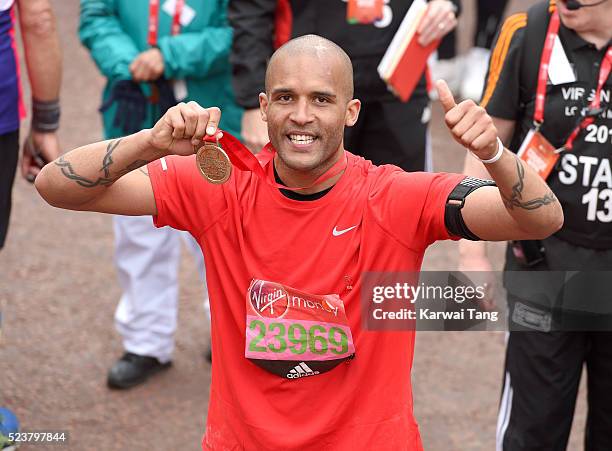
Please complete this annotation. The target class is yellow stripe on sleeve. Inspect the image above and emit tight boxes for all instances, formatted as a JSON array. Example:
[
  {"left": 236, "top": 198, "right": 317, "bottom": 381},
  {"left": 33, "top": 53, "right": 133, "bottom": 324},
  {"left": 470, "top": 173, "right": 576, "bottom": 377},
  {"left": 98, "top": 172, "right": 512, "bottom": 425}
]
[{"left": 480, "top": 13, "right": 527, "bottom": 109}]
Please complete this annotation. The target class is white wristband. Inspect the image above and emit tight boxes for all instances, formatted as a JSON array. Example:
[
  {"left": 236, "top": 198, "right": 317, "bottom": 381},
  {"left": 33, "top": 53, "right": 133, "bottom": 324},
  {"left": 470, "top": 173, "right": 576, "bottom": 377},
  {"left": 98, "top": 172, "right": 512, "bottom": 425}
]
[{"left": 475, "top": 137, "right": 504, "bottom": 164}]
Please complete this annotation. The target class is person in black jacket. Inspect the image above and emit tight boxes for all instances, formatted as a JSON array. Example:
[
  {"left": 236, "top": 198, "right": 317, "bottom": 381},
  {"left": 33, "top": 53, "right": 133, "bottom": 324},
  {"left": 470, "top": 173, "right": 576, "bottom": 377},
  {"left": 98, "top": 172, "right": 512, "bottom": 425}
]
[
  {"left": 462, "top": 0, "right": 612, "bottom": 449},
  {"left": 229, "top": 0, "right": 460, "bottom": 172}
]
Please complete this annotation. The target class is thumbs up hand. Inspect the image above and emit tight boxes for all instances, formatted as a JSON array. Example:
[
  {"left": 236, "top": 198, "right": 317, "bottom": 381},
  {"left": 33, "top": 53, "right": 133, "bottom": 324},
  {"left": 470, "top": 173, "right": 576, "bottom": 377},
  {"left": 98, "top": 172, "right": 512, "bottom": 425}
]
[{"left": 436, "top": 80, "right": 499, "bottom": 160}]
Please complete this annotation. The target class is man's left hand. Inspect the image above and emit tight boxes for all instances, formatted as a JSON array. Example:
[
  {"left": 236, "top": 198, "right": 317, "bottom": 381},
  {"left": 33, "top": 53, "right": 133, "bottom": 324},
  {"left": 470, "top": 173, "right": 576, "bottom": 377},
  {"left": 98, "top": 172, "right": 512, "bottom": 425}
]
[
  {"left": 418, "top": 0, "right": 458, "bottom": 46},
  {"left": 437, "top": 79, "right": 498, "bottom": 160},
  {"left": 129, "top": 48, "right": 165, "bottom": 82}
]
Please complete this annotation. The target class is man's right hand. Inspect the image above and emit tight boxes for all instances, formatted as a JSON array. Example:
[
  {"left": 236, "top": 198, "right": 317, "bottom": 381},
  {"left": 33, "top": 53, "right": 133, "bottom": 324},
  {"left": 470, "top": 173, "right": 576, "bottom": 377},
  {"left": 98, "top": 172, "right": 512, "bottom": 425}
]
[
  {"left": 35, "top": 102, "right": 223, "bottom": 216},
  {"left": 241, "top": 108, "right": 269, "bottom": 154},
  {"left": 148, "top": 102, "right": 223, "bottom": 156}
]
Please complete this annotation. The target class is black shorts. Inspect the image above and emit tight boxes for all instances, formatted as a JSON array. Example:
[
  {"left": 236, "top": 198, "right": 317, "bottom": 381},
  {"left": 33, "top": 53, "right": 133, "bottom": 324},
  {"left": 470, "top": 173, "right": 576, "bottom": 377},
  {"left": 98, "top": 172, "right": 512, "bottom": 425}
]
[
  {"left": 344, "top": 96, "right": 429, "bottom": 172},
  {"left": 0, "top": 129, "right": 20, "bottom": 249}
]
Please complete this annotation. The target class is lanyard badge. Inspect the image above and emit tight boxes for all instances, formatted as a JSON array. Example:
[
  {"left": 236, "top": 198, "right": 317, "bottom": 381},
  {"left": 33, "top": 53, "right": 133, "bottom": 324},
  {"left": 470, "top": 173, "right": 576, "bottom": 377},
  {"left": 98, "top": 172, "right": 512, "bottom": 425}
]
[
  {"left": 522, "top": 11, "right": 612, "bottom": 179},
  {"left": 148, "top": 0, "right": 184, "bottom": 47},
  {"left": 517, "top": 128, "right": 559, "bottom": 180},
  {"left": 347, "top": 0, "right": 384, "bottom": 24}
]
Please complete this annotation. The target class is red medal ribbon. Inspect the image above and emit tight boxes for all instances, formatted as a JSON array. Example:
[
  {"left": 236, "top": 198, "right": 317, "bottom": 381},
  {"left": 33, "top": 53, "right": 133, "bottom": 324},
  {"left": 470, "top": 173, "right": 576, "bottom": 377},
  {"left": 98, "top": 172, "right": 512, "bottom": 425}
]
[
  {"left": 203, "top": 133, "right": 348, "bottom": 192},
  {"left": 148, "top": 0, "right": 184, "bottom": 47},
  {"left": 534, "top": 11, "right": 612, "bottom": 151}
]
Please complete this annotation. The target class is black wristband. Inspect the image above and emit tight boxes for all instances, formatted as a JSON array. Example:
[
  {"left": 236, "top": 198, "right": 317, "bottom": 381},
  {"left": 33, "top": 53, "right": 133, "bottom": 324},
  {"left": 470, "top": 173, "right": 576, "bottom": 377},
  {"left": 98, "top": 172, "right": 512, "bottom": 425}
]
[
  {"left": 445, "top": 177, "right": 497, "bottom": 240},
  {"left": 32, "top": 98, "right": 61, "bottom": 132}
]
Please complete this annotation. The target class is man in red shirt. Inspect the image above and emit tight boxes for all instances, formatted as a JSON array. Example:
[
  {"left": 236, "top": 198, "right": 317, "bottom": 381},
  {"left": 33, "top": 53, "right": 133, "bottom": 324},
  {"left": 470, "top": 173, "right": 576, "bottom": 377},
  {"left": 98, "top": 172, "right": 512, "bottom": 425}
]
[{"left": 36, "top": 35, "right": 562, "bottom": 450}]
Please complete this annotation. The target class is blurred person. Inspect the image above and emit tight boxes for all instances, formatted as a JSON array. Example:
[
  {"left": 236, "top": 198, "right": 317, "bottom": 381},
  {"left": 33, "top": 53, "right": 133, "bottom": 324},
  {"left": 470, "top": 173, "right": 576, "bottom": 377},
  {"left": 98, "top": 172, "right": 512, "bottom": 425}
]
[
  {"left": 36, "top": 35, "right": 562, "bottom": 450},
  {"left": 79, "top": 0, "right": 242, "bottom": 389},
  {"left": 0, "top": 2, "right": 61, "bottom": 436},
  {"left": 431, "top": 0, "right": 510, "bottom": 100},
  {"left": 229, "top": 0, "right": 459, "bottom": 172},
  {"left": 461, "top": 0, "right": 612, "bottom": 449},
  {"left": 0, "top": 0, "right": 61, "bottom": 250}
]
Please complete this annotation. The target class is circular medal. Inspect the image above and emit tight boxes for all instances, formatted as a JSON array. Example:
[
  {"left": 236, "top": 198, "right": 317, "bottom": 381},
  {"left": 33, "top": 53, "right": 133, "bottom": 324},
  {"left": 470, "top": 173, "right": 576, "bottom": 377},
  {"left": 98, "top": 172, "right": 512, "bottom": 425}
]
[{"left": 196, "top": 141, "right": 232, "bottom": 184}]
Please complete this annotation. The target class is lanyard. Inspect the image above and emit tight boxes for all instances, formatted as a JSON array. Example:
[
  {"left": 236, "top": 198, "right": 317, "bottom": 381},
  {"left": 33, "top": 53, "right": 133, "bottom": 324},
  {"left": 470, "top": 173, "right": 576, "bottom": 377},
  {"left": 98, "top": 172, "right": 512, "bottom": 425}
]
[
  {"left": 203, "top": 134, "right": 348, "bottom": 192},
  {"left": 534, "top": 10, "right": 612, "bottom": 151},
  {"left": 148, "top": 0, "right": 184, "bottom": 47}
]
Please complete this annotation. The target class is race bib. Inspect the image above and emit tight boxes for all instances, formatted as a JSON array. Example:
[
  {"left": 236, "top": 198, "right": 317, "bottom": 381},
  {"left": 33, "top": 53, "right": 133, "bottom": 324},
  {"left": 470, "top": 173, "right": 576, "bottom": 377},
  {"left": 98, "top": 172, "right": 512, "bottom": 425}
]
[
  {"left": 245, "top": 279, "right": 355, "bottom": 379},
  {"left": 517, "top": 129, "right": 559, "bottom": 180},
  {"left": 347, "top": 0, "right": 384, "bottom": 24}
]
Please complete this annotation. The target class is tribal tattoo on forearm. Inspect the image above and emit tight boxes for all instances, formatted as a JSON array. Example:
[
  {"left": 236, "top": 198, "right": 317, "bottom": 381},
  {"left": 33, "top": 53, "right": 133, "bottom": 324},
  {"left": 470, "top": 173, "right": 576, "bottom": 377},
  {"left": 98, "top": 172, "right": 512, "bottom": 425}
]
[
  {"left": 501, "top": 155, "right": 557, "bottom": 210},
  {"left": 100, "top": 139, "right": 122, "bottom": 179},
  {"left": 55, "top": 139, "right": 150, "bottom": 187}
]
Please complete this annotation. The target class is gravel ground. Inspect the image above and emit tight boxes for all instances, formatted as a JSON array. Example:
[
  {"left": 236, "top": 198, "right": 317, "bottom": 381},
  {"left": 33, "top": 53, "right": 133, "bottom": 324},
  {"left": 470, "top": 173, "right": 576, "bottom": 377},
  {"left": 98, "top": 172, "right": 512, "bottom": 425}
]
[{"left": 1, "top": 1, "right": 587, "bottom": 450}]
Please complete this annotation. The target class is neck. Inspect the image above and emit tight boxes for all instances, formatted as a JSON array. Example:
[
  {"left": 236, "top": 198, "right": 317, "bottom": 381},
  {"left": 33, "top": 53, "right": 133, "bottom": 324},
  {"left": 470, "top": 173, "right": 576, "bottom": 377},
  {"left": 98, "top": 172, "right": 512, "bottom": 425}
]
[
  {"left": 578, "top": 29, "right": 612, "bottom": 49},
  {"left": 576, "top": 14, "right": 612, "bottom": 49},
  {"left": 274, "top": 149, "right": 345, "bottom": 195}
]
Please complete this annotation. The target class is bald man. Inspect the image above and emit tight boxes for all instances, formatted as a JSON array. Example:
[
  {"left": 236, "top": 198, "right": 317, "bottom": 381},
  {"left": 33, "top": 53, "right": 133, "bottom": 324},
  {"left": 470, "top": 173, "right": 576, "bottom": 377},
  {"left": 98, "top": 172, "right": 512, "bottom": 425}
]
[
  {"left": 36, "top": 35, "right": 562, "bottom": 450},
  {"left": 229, "top": 0, "right": 461, "bottom": 172}
]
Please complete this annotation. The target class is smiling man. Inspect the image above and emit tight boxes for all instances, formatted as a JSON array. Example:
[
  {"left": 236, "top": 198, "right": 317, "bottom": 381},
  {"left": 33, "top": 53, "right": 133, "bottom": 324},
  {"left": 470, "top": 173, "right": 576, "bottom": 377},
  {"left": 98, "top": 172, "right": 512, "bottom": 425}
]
[{"left": 35, "top": 35, "right": 562, "bottom": 450}]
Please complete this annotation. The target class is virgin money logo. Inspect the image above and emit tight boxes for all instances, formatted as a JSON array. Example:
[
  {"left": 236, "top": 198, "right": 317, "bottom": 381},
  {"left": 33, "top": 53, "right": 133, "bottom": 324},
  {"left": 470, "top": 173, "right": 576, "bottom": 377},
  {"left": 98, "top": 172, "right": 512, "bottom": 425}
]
[{"left": 248, "top": 280, "right": 290, "bottom": 319}]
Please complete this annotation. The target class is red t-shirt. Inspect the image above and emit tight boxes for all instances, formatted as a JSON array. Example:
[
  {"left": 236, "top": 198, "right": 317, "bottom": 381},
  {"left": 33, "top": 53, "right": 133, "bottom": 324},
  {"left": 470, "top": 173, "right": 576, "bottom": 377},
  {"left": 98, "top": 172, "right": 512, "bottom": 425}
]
[{"left": 148, "top": 149, "right": 463, "bottom": 451}]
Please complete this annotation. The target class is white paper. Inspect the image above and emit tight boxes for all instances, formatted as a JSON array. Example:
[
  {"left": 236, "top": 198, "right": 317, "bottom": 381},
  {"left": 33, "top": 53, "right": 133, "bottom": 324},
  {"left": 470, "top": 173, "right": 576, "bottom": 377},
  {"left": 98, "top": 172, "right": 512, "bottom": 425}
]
[
  {"left": 173, "top": 79, "right": 188, "bottom": 101},
  {"left": 377, "top": 0, "right": 427, "bottom": 80},
  {"left": 162, "top": 0, "right": 196, "bottom": 27},
  {"left": 548, "top": 35, "right": 576, "bottom": 85}
]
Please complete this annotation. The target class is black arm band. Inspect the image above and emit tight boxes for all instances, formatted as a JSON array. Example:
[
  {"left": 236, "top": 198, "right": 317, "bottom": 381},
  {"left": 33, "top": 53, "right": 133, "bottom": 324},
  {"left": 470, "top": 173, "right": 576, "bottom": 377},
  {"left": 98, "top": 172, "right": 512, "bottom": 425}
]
[
  {"left": 444, "top": 177, "right": 496, "bottom": 241},
  {"left": 32, "top": 98, "right": 61, "bottom": 132}
]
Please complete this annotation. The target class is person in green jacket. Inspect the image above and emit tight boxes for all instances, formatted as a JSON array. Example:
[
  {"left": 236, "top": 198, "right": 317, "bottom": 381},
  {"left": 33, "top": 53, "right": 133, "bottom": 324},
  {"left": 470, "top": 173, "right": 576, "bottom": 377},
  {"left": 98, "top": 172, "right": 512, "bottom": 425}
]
[{"left": 79, "top": 0, "right": 242, "bottom": 389}]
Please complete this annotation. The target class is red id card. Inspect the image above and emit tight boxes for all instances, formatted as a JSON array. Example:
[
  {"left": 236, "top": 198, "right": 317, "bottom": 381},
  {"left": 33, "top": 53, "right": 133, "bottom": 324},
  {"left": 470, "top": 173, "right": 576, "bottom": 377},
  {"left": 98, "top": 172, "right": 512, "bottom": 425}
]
[
  {"left": 517, "top": 129, "right": 559, "bottom": 180},
  {"left": 347, "top": 0, "right": 384, "bottom": 24}
]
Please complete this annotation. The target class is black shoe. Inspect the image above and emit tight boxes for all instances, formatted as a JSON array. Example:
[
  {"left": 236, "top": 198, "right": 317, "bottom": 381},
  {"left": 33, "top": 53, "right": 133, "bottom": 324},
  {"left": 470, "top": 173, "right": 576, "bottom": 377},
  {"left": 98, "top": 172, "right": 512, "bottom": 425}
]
[{"left": 107, "top": 352, "right": 171, "bottom": 389}]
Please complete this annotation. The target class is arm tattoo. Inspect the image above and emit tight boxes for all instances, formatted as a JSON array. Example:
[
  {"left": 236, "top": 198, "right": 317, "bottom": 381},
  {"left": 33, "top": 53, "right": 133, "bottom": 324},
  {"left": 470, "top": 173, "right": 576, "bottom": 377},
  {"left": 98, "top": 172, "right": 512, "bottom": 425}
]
[
  {"left": 55, "top": 139, "right": 150, "bottom": 187},
  {"left": 100, "top": 139, "right": 122, "bottom": 178},
  {"left": 501, "top": 155, "right": 557, "bottom": 210},
  {"left": 55, "top": 156, "right": 113, "bottom": 188}
]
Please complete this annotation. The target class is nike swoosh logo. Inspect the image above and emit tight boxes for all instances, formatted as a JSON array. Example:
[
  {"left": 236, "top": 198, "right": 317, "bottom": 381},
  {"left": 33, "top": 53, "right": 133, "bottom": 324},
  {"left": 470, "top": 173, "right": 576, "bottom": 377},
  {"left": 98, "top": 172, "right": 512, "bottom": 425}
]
[{"left": 332, "top": 225, "right": 357, "bottom": 237}]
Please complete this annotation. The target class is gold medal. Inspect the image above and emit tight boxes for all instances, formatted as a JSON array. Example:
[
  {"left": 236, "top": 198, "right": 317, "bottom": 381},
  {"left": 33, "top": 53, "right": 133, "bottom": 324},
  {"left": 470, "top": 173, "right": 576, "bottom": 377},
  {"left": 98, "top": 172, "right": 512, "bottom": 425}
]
[{"left": 196, "top": 141, "right": 232, "bottom": 184}]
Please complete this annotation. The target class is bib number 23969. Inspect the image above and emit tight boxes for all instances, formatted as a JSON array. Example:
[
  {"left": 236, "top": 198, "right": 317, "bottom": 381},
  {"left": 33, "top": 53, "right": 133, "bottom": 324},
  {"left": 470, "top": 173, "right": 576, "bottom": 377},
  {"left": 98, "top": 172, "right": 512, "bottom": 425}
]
[{"left": 248, "top": 319, "right": 349, "bottom": 356}]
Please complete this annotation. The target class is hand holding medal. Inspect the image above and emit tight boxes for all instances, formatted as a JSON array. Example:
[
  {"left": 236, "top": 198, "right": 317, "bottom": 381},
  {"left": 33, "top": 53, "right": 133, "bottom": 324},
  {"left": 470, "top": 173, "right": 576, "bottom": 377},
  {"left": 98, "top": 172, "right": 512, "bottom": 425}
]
[
  {"left": 148, "top": 101, "right": 231, "bottom": 183},
  {"left": 148, "top": 100, "right": 345, "bottom": 189},
  {"left": 149, "top": 101, "right": 223, "bottom": 155}
]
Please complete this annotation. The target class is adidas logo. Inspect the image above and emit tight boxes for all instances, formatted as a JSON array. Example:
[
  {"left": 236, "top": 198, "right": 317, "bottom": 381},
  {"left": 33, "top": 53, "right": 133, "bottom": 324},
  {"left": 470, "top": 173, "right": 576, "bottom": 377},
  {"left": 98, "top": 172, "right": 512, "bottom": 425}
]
[{"left": 286, "top": 362, "right": 320, "bottom": 379}]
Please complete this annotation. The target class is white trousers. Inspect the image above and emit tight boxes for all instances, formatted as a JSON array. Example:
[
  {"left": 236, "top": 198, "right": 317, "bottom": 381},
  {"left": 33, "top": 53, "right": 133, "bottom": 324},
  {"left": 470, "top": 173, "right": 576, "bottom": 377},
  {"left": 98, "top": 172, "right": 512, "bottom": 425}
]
[{"left": 113, "top": 215, "right": 208, "bottom": 363}]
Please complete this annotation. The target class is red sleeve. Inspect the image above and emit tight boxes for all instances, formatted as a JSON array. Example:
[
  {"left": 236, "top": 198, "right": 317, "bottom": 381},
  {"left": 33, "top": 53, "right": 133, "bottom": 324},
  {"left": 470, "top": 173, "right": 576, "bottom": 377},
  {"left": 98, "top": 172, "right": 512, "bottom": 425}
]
[
  {"left": 370, "top": 168, "right": 465, "bottom": 251},
  {"left": 147, "top": 155, "right": 227, "bottom": 237}
]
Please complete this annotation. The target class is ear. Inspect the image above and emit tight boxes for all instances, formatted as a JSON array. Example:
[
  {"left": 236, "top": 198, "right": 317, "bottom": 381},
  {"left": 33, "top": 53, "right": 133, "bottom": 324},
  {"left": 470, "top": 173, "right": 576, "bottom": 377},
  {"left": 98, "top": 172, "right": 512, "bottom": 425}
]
[
  {"left": 259, "top": 93, "right": 269, "bottom": 122},
  {"left": 344, "top": 99, "right": 361, "bottom": 127}
]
